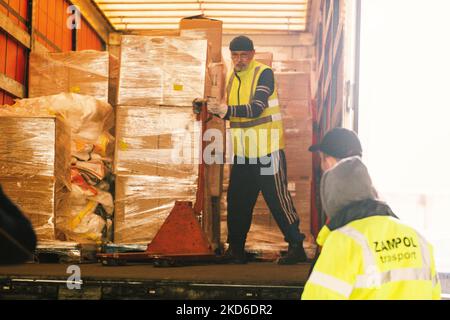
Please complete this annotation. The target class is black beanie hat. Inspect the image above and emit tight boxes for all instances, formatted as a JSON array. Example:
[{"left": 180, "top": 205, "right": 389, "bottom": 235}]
[
  {"left": 308, "top": 127, "right": 362, "bottom": 159},
  {"left": 229, "top": 35, "right": 254, "bottom": 51}
]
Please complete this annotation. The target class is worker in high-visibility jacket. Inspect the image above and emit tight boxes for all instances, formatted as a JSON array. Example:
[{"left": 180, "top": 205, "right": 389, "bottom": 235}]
[
  {"left": 206, "top": 35, "right": 307, "bottom": 265},
  {"left": 301, "top": 155, "right": 441, "bottom": 299}
]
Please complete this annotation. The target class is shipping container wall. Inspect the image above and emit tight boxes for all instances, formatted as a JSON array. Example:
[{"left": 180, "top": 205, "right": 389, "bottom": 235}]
[
  {"left": 34, "top": 0, "right": 72, "bottom": 52},
  {"left": 77, "top": 16, "right": 104, "bottom": 51},
  {"left": 0, "top": 0, "right": 28, "bottom": 105}
]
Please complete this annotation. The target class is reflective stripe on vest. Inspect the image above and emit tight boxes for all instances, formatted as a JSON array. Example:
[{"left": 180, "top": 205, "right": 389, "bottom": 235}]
[
  {"left": 355, "top": 267, "right": 438, "bottom": 289},
  {"left": 268, "top": 98, "right": 279, "bottom": 108},
  {"left": 337, "top": 224, "right": 436, "bottom": 289},
  {"left": 337, "top": 225, "right": 377, "bottom": 274},
  {"left": 230, "top": 113, "right": 282, "bottom": 128},
  {"left": 249, "top": 66, "right": 261, "bottom": 101},
  {"left": 307, "top": 271, "right": 353, "bottom": 298}
]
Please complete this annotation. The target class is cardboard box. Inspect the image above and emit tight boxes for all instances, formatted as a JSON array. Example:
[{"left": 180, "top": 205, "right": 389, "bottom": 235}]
[
  {"left": 29, "top": 51, "right": 110, "bottom": 103},
  {"left": 115, "top": 105, "right": 199, "bottom": 177},
  {"left": 0, "top": 116, "right": 71, "bottom": 241},
  {"left": 179, "top": 15, "right": 223, "bottom": 63},
  {"left": 273, "top": 60, "right": 311, "bottom": 73},
  {"left": 114, "top": 175, "right": 197, "bottom": 244},
  {"left": 255, "top": 52, "right": 273, "bottom": 67},
  {"left": 275, "top": 72, "right": 310, "bottom": 101},
  {"left": 117, "top": 35, "right": 207, "bottom": 106},
  {"left": 0, "top": 116, "right": 71, "bottom": 182},
  {"left": 0, "top": 177, "right": 70, "bottom": 241}
]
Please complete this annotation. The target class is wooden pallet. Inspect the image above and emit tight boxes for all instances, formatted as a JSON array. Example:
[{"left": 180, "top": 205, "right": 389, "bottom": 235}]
[{"left": 33, "top": 241, "right": 99, "bottom": 264}]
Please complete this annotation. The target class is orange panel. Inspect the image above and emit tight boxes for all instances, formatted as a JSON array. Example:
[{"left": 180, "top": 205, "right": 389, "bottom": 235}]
[
  {"left": 4, "top": 92, "right": 16, "bottom": 105},
  {"left": 54, "top": 23, "right": 63, "bottom": 49},
  {"left": 48, "top": 17, "right": 55, "bottom": 44},
  {"left": 54, "top": 0, "right": 63, "bottom": 49},
  {"left": 62, "top": 0, "right": 73, "bottom": 51},
  {"left": 80, "top": 20, "right": 86, "bottom": 50},
  {"left": 0, "top": 90, "right": 4, "bottom": 105},
  {"left": 0, "top": 3, "right": 7, "bottom": 14},
  {"left": 39, "top": 0, "right": 48, "bottom": 14},
  {"left": 77, "top": 17, "right": 104, "bottom": 51},
  {"left": 7, "top": 0, "right": 19, "bottom": 24},
  {"left": 38, "top": 4, "right": 47, "bottom": 35},
  {"left": 19, "top": 0, "right": 29, "bottom": 30},
  {"left": 5, "top": 37, "right": 18, "bottom": 79},
  {"left": 0, "top": 31, "right": 6, "bottom": 74},
  {"left": 48, "top": 0, "right": 55, "bottom": 21},
  {"left": 15, "top": 45, "right": 26, "bottom": 84}
]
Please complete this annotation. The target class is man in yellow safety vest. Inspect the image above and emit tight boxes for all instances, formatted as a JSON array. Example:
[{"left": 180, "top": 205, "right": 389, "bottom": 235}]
[
  {"left": 303, "top": 129, "right": 441, "bottom": 299},
  {"left": 207, "top": 35, "right": 307, "bottom": 265}
]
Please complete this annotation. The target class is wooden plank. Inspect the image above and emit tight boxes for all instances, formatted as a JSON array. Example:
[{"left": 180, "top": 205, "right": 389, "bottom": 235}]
[
  {"left": 33, "top": 37, "right": 49, "bottom": 53},
  {"left": 30, "top": 0, "right": 37, "bottom": 51},
  {"left": 0, "top": 10, "right": 30, "bottom": 48},
  {"left": 0, "top": 72, "right": 25, "bottom": 98},
  {"left": 108, "top": 32, "right": 121, "bottom": 46}
]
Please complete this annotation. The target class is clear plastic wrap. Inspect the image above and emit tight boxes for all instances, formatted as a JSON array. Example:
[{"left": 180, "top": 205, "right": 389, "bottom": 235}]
[
  {"left": 0, "top": 116, "right": 71, "bottom": 241},
  {"left": 117, "top": 36, "right": 207, "bottom": 106},
  {"left": 4, "top": 93, "right": 114, "bottom": 144},
  {"left": 0, "top": 116, "right": 71, "bottom": 185},
  {"left": 29, "top": 50, "right": 110, "bottom": 103},
  {"left": 1, "top": 94, "right": 116, "bottom": 244},
  {"left": 114, "top": 175, "right": 197, "bottom": 244},
  {"left": 115, "top": 105, "right": 199, "bottom": 177}
]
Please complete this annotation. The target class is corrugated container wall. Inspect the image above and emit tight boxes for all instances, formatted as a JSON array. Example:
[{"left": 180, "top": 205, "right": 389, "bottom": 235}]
[
  {"left": 0, "top": 0, "right": 28, "bottom": 105},
  {"left": 35, "top": 0, "right": 73, "bottom": 52},
  {"left": 0, "top": 0, "right": 105, "bottom": 106},
  {"left": 77, "top": 16, "right": 104, "bottom": 51}
]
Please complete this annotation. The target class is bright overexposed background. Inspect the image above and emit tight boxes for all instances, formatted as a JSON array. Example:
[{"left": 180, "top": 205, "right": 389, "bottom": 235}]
[{"left": 359, "top": 0, "right": 450, "bottom": 272}]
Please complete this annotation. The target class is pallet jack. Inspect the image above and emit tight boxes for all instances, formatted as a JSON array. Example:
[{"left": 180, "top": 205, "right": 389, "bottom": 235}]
[{"left": 98, "top": 99, "right": 220, "bottom": 267}]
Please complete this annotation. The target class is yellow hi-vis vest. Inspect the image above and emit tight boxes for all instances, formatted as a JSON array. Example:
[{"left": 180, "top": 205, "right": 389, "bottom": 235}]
[
  {"left": 226, "top": 59, "right": 284, "bottom": 158},
  {"left": 302, "top": 216, "right": 441, "bottom": 300}
]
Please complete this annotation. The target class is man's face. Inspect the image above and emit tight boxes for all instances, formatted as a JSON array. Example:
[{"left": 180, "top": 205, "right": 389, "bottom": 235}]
[
  {"left": 231, "top": 50, "right": 255, "bottom": 72},
  {"left": 320, "top": 153, "right": 338, "bottom": 172}
]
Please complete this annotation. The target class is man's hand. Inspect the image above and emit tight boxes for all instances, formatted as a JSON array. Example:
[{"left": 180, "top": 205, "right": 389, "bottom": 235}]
[{"left": 207, "top": 97, "right": 228, "bottom": 119}]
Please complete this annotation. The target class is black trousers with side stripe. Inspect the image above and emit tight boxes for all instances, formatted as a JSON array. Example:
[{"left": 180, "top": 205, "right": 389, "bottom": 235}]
[{"left": 226, "top": 149, "right": 305, "bottom": 247}]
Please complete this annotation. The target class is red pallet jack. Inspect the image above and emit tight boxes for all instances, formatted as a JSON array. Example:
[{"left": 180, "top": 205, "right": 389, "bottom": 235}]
[{"left": 98, "top": 99, "right": 219, "bottom": 267}]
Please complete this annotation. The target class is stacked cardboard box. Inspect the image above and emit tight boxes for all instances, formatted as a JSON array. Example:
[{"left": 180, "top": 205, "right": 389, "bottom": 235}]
[
  {"left": 117, "top": 36, "right": 207, "bottom": 107},
  {"left": 0, "top": 116, "right": 71, "bottom": 241},
  {"left": 255, "top": 52, "right": 274, "bottom": 67},
  {"left": 114, "top": 35, "right": 208, "bottom": 244},
  {"left": 115, "top": 106, "right": 199, "bottom": 178},
  {"left": 114, "top": 106, "right": 200, "bottom": 244},
  {"left": 180, "top": 17, "right": 226, "bottom": 250},
  {"left": 114, "top": 175, "right": 197, "bottom": 244},
  {"left": 180, "top": 15, "right": 223, "bottom": 63},
  {"left": 29, "top": 51, "right": 110, "bottom": 104},
  {"left": 272, "top": 60, "right": 311, "bottom": 73},
  {"left": 4, "top": 94, "right": 116, "bottom": 244}
]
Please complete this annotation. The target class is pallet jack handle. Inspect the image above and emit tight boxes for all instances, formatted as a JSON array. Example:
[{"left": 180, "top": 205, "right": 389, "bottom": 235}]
[{"left": 192, "top": 98, "right": 213, "bottom": 216}]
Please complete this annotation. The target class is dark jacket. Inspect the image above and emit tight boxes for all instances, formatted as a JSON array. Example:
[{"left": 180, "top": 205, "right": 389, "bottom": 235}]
[{"left": 0, "top": 185, "right": 37, "bottom": 264}]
